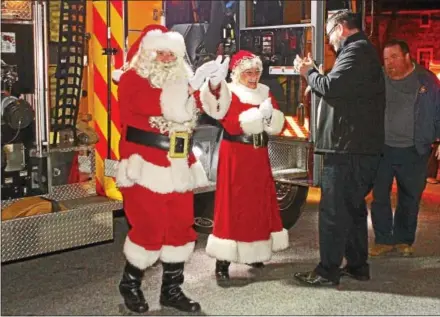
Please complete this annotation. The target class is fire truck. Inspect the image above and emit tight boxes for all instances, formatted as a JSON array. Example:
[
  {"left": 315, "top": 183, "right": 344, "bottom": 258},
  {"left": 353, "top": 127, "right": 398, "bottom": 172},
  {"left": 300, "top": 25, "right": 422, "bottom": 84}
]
[{"left": 1, "top": 0, "right": 361, "bottom": 263}]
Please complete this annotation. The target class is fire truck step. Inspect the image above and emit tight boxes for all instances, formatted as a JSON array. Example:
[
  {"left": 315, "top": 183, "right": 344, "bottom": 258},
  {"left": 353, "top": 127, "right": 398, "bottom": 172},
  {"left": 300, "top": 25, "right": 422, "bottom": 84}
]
[{"left": 1, "top": 195, "right": 121, "bottom": 263}]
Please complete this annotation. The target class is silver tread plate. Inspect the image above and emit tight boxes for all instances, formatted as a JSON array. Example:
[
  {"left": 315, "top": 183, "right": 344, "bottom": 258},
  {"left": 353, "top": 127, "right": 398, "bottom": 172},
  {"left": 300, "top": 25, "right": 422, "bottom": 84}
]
[{"left": 1, "top": 197, "right": 121, "bottom": 263}]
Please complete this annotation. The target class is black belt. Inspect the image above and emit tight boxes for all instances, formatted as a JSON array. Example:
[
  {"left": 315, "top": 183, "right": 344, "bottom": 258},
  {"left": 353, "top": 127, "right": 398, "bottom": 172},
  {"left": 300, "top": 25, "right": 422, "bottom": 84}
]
[
  {"left": 126, "top": 126, "right": 192, "bottom": 158},
  {"left": 222, "top": 129, "right": 269, "bottom": 148}
]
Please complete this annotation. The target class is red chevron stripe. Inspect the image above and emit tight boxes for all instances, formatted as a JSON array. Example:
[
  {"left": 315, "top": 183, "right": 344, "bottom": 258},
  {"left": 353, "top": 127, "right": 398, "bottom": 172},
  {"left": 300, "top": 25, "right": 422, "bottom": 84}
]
[
  {"left": 93, "top": 3, "right": 122, "bottom": 70},
  {"left": 92, "top": 7, "right": 107, "bottom": 49},
  {"left": 111, "top": 0, "right": 123, "bottom": 17},
  {"left": 95, "top": 118, "right": 118, "bottom": 161},
  {"left": 110, "top": 2, "right": 124, "bottom": 68},
  {"left": 111, "top": 37, "right": 124, "bottom": 68},
  {"left": 93, "top": 64, "right": 121, "bottom": 130}
]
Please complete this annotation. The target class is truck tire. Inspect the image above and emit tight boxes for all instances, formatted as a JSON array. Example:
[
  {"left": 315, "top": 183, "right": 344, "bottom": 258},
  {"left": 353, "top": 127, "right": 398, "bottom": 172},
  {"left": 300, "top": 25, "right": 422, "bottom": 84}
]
[
  {"left": 275, "top": 182, "right": 309, "bottom": 230},
  {"left": 193, "top": 191, "right": 216, "bottom": 234},
  {"left": 193, "top": 183, "right": 309, "bottom": 234}
]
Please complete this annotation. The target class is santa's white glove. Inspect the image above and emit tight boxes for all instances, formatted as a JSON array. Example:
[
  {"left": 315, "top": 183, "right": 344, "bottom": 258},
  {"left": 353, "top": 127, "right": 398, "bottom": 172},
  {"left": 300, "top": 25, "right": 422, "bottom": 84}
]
[
  {"left": 209, "top": 56, "right": 230, "bottom": 86},
  {"left": 259, "top": 97, "right": 273, "bottom": 119},
  {"left": 189, "top": 60, "right": 219, "bottom": 90}
]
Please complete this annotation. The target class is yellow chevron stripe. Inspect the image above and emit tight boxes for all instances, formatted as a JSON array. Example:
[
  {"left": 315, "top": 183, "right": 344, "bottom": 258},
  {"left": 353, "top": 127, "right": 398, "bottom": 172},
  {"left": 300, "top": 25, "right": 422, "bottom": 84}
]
[
  {"left": 95, "top": 147, "right": 105, "bottom": 195},
  {"left": 91, "top": 34, "right": 121, "bottom": 158},
  {"left": 91, "top": 5, "right": 107, "bottom": 195},
  {"left": 94, "top": 91, "right": 121, "bottom": 158},
  {"left": 93, "top": 2, "right": 124, "bottom": 61},
  {"left": 95, "top": 151, "right": 104, "bottom": 178},
  {"left": 92, "top": 2, "right": 122, "bottom": 200},
  {"left": 105, "top": 178, "right": 123, "bottom": 200},
  {"left": 95, "top": 152, "right": 122, "bottom": 200},
  {"left": 110, "top": 3, "right": 124, "bottom": 51},
  {"left": 93, "top": 2, "right": 107, "bottom": 31},
  {"left": 91, "top": 34, "right": 105, "bottom": 66}
]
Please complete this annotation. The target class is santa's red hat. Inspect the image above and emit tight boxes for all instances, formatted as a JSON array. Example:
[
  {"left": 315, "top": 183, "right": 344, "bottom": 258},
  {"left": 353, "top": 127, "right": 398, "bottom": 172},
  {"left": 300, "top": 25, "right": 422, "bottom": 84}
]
[
  {"left": 229, "top": 50, "right": 263, "bottom": 72},
  {"left": 112, "top": 24, "right": 186, "bottom": 83}
]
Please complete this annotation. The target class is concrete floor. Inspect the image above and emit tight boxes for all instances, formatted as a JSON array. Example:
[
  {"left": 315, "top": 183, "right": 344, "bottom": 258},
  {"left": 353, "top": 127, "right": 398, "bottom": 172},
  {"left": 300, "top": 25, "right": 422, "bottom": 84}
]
[{"left": 2, "top": 188, "right": 440, "bottom": 316}]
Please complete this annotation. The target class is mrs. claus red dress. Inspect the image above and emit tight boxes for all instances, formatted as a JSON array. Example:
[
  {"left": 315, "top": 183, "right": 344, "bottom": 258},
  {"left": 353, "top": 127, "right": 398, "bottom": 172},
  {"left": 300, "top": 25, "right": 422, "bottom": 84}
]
[{"left": 206, "top": 81, "right": 289, "bottom": 264}]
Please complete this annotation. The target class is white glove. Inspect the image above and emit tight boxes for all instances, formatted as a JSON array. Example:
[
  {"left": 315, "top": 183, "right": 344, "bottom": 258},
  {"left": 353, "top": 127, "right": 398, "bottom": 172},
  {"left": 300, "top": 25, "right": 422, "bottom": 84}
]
[
  {"left": 259, "top": 97, "right": 273, "bottom": 119},
  {"left": 189, "top": 60, "right": 219, "bottom": 90},
  {"left": 209, "top": 55, "right": 230, "bottom": 86}
]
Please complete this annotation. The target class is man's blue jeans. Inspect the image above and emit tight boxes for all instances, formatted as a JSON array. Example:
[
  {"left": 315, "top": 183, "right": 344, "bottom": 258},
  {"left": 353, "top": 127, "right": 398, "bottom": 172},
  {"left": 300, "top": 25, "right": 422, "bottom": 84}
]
[{"left": 370, "top": 145, "right": 429, "bottom": 246}]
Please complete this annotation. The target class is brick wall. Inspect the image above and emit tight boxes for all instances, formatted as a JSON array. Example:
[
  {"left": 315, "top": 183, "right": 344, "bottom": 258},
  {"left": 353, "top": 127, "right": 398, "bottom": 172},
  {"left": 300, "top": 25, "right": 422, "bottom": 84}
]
[{"left": 366, "top": 10, "right": 440, "bottom": 67}]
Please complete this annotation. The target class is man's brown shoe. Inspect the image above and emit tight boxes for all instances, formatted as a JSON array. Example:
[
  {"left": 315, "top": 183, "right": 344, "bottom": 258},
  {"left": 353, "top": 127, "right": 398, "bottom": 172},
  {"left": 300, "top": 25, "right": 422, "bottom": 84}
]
[
  {"left": 369, "top": 244, "right": 394, "bottom": 256},
  {"left": 395, "top": 244, "right": 414, "bottom": 257}
]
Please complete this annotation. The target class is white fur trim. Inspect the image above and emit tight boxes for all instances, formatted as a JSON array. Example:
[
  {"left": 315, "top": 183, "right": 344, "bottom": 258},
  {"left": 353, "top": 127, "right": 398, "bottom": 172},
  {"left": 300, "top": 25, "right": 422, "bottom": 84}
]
[
  {"left": 239, "top": 107, "right": 264, "bottom": 134},
  {"left": 142, "top": 30, "right": 186, "bottom": 57},
  {"left": 190, "top": 160, "right": 210, "bottom": 187},
  {"left": 206, "top": 234, "right": 272, "bottom": 263},
  {"left": 199, "top": 79, "right": 232, "bottom": 120},
  {"left": 123, "top": 237, "right": 161, "bottom": 270},
  {"left": 117, "top": 154, "right": 173, "bottom": 193},
  {"left": 116, "top": 154, "right": 208, "bottom": 194},
  {"left": 264, "top": 109, "right": 285, "bottom": 135},
  {"left": 115, "top": 159, "right": 135, "bottom": 187},
  {"left": 160, "top": 242, "right": 195, "bottom": 263},
  {"left": 228, "top": 82, "right": 269, "bottom": 105},
  {"left": 112, "top": 69, "right": 124, "bottom": 83},
  {"left": 169, "top": 156, "right": 194, "bottom": 192},
  {"left": 271, "top": 229, "right": 289, "bottom": 251},
  {"left": 160, "top": 79, "right": 195, "bottom": 123}
]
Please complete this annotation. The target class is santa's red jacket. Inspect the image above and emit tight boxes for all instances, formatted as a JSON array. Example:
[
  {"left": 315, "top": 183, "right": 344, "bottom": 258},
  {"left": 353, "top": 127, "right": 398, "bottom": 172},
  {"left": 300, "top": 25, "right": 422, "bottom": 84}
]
[{"left": 115, "top": 69, "right": 231, "bottom": 193}]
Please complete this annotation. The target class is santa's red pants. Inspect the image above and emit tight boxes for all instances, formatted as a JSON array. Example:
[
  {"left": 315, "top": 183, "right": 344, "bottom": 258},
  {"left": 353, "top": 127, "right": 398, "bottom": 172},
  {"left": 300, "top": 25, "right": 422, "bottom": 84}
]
[{"left": 120, "top": 184, "right": 197, "bottom": 269}]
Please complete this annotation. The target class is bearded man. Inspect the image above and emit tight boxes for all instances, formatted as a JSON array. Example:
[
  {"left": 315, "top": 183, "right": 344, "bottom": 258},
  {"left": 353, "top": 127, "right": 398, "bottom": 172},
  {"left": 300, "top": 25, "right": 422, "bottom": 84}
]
[{"left": 113, "top": 24, "right": 230, "bottom": 313}]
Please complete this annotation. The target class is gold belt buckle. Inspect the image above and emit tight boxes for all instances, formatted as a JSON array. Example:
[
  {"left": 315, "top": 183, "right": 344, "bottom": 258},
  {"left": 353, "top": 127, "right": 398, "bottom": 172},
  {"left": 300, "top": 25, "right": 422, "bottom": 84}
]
[
  {"left": 169, "top": 131, "right": 190, "bottom": 158},
  {"left": 253, "top": 133, "right": 264, "bottom": 149}
]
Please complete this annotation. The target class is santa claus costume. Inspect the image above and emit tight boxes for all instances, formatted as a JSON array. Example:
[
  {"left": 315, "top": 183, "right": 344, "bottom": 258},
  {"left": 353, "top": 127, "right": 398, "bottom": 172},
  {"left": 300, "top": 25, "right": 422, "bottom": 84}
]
[
  {"left": 113, "top": 24, "right": 230, "bottom": 313},
  {"left": 205, "top": 50, "right": 289, "bottom": 281}
]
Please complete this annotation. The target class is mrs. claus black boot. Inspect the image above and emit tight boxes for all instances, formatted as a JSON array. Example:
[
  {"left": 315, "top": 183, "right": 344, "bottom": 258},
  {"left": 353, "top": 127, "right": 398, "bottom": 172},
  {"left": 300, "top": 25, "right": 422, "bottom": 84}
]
[
  {"left": 119, "top": 261, "right": 149, "bottom": 313},
  {"left": 215, "top": 260, "right": 230, "bottom": 281},
  {"left": 160, "top": 262, "right": 201, "bottom": 312}
]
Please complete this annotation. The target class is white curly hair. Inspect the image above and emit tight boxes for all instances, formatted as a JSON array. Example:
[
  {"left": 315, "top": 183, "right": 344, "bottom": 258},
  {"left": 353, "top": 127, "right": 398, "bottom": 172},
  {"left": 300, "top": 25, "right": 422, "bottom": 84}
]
[{"left": 230, "top": 56, "right": 263, "bottom": 84}]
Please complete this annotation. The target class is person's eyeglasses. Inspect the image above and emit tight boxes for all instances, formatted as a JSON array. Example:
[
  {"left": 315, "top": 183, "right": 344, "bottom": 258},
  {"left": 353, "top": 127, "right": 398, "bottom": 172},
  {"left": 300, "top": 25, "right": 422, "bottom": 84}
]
[{"left": 327, "top": 23, "right": 339, "bottom": 37}]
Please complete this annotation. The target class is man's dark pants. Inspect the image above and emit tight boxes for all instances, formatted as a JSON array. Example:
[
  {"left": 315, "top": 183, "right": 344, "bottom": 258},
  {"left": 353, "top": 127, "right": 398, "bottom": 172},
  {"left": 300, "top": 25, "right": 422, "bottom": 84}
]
[
  {"left": 370, "top": 145, "right": 429, "bottom": 246},
  {"left": 314, "top": 153, "right": 381, "bottom": 283},
  {"left": 427, "top": 143, "right": 439, "bottom": 179}
]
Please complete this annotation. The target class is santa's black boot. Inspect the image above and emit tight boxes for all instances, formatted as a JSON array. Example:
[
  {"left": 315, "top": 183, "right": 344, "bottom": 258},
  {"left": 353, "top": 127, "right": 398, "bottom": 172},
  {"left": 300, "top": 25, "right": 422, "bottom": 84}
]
[
  {"left": 119, "top": 261, "right": 149, "bottom": 313},
  {"left": 215, "top": 260, "right": 230, "bottom": 281},
  {"left": 160, "top": 262, "right": 201, "bottom": 312}
]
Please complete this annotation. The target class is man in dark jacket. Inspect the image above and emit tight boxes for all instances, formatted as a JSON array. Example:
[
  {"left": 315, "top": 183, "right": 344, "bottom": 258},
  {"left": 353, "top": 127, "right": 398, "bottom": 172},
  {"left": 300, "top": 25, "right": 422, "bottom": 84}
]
[
  {"left": 293, "top": 11, "right": 385, "bottom": 286},
  {"left": 369, "top": 39, "right": 440, "bottom": 257}
]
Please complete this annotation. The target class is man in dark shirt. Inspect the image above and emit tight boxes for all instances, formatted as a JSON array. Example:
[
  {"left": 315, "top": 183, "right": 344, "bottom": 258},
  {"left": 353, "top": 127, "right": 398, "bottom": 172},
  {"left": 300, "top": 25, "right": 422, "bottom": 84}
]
[
  {"left": 369, "top": 39, "right": 440, "bottom": 257},
  {"left": 293, "top": 11, "right": 385, "bottom": 286}
]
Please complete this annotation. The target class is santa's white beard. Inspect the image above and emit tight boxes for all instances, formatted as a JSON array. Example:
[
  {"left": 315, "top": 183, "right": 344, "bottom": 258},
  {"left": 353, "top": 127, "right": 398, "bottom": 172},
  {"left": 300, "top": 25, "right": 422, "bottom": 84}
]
[
  {"left": 131, "top": 51, "right": 193, "bottom": 88},
  {"left": 148, "top": 60, "right": 189, "bottom": 88}
]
